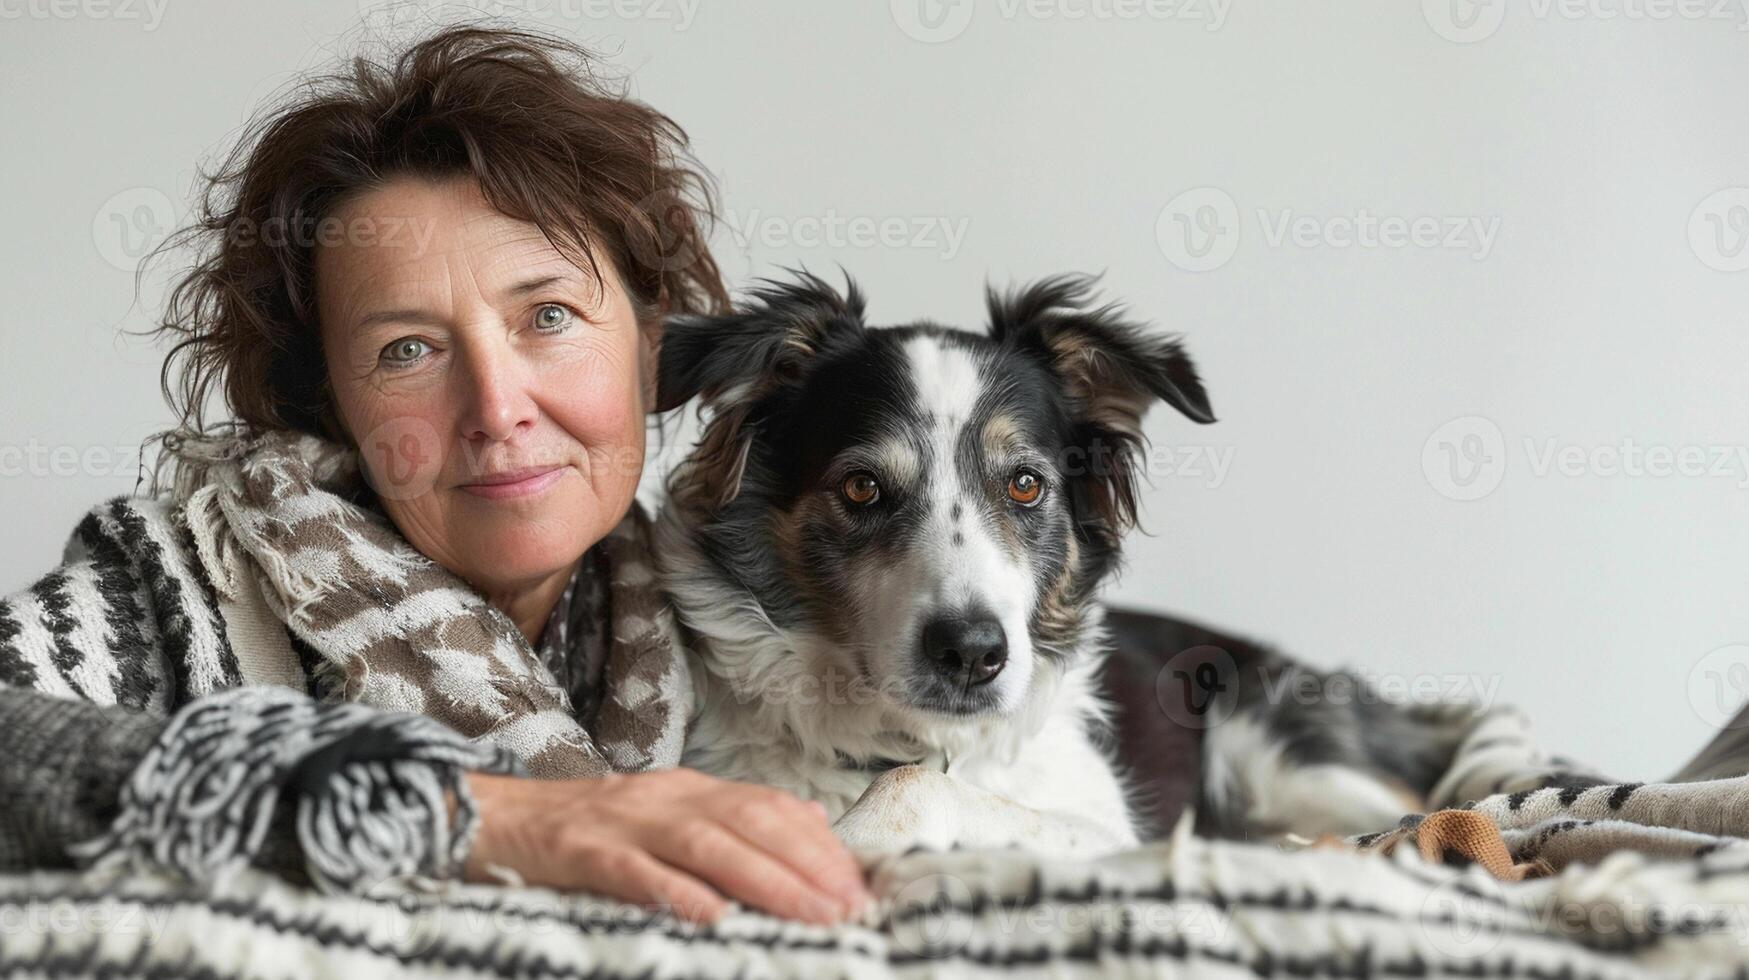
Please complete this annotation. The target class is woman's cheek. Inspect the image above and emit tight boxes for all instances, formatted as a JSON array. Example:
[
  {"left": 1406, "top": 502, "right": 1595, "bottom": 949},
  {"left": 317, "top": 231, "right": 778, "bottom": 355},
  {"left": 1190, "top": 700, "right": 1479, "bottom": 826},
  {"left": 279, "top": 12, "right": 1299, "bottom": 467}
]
[
  {"left": 543, "top": 338, "right": 644, "bottom": 447},
  {"left": 346, "top": 389, "right": 452, "bottom": 504}
]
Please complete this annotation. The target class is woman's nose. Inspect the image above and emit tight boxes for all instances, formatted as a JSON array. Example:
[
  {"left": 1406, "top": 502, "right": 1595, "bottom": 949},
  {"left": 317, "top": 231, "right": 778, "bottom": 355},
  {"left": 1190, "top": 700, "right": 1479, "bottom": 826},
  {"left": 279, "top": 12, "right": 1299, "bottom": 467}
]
[{"left": 455, "top": 339, "right": 538, "bottom": 443}]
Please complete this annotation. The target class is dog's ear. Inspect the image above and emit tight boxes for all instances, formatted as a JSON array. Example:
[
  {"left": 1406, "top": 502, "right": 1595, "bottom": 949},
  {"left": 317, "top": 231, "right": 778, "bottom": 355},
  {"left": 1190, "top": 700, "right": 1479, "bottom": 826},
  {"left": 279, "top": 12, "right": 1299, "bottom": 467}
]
[
  {"left": 988, "top": 274, "right": 1215, "bottom": 543},
  {"left": 656, "top": 270, "right": 867, "bottom": 412},
  {"left": 657, "top": 271, "right": 867, "bottom": 511}
]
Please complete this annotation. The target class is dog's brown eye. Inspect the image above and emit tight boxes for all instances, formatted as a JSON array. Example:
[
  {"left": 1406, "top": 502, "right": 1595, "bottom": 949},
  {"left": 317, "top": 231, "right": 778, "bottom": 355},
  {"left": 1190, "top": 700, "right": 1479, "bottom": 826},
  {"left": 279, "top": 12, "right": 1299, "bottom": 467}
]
[
  {"left": 1007, "top": 471, "right": 1043, "bottom": 506},
  {"left": 842, "top": 472, "right": 881, "bottom": 506}
]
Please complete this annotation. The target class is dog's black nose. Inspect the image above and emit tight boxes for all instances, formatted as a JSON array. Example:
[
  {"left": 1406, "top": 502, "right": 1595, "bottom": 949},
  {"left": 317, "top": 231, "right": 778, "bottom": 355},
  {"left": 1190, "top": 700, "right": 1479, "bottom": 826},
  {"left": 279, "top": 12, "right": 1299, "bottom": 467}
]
[{"left": 920, "top": 615, "right": 1007, "bottom": 687}]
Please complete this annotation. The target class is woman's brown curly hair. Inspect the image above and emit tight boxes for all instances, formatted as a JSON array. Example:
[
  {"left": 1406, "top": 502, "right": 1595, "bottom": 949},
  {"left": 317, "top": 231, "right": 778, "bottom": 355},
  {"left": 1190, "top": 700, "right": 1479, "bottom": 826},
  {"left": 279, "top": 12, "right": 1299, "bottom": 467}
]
[{"left": 151, "top": 24, "right": 729, "bottom": 440}]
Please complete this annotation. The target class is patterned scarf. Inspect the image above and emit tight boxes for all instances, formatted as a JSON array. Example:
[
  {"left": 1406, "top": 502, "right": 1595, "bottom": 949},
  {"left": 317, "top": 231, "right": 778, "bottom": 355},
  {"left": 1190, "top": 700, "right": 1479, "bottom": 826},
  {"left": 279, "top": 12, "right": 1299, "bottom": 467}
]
[{"left": 161, "top": 428, "right": 690, "bottom": 779}]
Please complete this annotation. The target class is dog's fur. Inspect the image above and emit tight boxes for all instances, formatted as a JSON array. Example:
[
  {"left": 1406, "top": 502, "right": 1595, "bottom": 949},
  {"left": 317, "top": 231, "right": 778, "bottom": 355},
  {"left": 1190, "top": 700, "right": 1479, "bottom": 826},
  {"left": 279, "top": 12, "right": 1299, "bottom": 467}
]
[{"left": 653, "top": 272, "right": 1479, "bottom": 856}]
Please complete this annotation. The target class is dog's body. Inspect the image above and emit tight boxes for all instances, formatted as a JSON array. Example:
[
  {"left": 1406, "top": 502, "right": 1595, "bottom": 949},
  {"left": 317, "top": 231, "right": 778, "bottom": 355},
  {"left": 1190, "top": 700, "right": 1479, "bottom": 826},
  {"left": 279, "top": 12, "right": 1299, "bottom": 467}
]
[{"left": 654, "top": 273, "right": 1480, "bottom": 856}]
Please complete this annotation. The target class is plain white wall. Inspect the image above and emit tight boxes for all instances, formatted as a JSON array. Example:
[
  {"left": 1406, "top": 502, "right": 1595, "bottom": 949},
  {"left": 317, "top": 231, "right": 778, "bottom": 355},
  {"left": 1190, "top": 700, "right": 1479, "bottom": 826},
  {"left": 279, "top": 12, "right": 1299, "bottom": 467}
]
[{"left": 3, "top": 0, "right": 1746, "bottom": 782}]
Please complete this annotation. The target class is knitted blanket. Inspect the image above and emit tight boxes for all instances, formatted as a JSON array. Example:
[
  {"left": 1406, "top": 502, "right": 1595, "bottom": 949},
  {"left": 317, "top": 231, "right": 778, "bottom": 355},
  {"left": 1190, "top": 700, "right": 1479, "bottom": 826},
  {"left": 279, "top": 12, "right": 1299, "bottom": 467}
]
[
  {"left": 6, "top": 697, "right": 1748, "bottom": 977},
  {"left": 3, "top": 804, "right": 1746, "bottom": 979}
]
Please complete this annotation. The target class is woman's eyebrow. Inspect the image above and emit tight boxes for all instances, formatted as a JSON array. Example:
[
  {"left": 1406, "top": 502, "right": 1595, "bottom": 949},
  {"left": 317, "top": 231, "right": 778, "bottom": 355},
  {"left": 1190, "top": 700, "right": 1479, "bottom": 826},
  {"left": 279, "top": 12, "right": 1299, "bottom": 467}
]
[
  {"left": 352, "top": 273, "right": 583, "bottom": 331},
  {"left": 354, "top": 307, "right": 445, "bottom": 331},
  {"left": 504, "top": 273, "right": 571, "bottom": 298}
]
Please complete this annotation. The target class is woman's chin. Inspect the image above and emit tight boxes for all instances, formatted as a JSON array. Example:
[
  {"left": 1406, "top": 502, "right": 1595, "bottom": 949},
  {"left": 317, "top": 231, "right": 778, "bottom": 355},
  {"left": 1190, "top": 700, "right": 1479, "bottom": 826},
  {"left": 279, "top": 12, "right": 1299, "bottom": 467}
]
[{"left": 447, "top": 483, "right": 618, "bottom": 582}]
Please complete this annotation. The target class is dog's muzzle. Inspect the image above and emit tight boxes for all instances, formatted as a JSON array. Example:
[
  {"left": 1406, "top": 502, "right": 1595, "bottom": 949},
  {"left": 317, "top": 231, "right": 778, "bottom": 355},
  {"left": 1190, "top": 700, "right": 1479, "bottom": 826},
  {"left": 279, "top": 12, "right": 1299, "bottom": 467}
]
[{"left": 919, "top": 613, "right": 1008, "bottom": 688}]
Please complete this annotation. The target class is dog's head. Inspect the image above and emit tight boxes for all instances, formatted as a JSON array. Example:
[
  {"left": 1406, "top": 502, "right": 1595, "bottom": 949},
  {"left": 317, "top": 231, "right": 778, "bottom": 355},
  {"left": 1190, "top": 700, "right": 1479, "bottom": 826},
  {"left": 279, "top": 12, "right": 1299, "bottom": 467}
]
[{"left": 657, "top": 271, "right": 1213, "bottom": 726}]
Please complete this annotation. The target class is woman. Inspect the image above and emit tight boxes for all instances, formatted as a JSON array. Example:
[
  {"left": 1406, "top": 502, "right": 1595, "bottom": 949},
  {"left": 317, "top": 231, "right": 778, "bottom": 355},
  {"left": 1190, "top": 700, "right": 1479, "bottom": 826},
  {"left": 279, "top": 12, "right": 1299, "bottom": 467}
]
[{"left": 0, "top": 26, "right": 870, "bottom": 926}]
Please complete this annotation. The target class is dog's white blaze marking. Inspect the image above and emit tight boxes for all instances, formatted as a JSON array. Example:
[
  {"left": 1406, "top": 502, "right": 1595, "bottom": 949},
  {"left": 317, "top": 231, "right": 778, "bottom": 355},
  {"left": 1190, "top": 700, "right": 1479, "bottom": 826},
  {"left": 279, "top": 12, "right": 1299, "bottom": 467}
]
[{"left": 900, "top": 336, "right": 1036, "bottom": 707}]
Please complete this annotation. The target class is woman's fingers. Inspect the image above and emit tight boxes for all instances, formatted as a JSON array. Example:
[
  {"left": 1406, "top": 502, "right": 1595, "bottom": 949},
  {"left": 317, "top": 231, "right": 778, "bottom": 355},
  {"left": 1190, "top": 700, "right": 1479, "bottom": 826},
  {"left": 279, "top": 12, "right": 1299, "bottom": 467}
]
[
  {"left": 571, "top": 846, "right": 729, "bottom": 924},
  {"left": 646, "top": 818, "right": 850, "bottom": 924},
  {"left": 722, "top": 790, "right": 869, "bottom": 912},
  {"left": 463, "top": 768, "right": 873, "bottom": 927}
]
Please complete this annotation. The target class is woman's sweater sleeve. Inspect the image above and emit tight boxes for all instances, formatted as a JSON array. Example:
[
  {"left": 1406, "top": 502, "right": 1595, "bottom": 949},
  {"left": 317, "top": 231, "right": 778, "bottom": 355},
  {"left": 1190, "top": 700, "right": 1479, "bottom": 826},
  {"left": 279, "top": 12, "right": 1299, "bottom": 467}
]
[
  {"left": 0, "top": 687, "right": 171, "bottom": 871},
  {"left": 0, "top": 498, "right": 524, "bottom": 890}
]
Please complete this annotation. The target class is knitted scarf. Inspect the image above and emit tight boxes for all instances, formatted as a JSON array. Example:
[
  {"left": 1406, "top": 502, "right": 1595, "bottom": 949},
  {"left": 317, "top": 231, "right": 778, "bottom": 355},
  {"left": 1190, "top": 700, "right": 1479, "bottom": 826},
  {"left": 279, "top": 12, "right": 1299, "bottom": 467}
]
[{"left": 159, "top": 428, "right": 690, "bottom": 779}]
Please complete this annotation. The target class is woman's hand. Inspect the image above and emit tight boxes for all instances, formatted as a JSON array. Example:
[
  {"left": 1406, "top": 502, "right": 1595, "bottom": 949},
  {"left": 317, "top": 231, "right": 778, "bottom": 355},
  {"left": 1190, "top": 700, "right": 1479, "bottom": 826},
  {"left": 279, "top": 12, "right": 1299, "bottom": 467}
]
[{"left": 460, "top": 768, "right": 872, "bottom": 925}]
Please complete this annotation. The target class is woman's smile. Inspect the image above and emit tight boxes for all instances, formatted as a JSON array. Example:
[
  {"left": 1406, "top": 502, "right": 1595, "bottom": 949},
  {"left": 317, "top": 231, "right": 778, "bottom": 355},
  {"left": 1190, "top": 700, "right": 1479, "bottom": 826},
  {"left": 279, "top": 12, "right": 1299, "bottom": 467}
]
[{"left": 458, "top": 464, "right": 571, "bottom": 500}]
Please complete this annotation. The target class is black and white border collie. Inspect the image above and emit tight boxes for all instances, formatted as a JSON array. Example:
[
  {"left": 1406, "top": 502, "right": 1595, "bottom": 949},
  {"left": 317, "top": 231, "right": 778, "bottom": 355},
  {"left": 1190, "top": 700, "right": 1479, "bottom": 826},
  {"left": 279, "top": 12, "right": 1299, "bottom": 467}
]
[
  {"left": 653, "top": 272, "right": 1480, "bottom": 856},
  {"left": 652, "top": 272, "right": 1215, "bottom": 857}
]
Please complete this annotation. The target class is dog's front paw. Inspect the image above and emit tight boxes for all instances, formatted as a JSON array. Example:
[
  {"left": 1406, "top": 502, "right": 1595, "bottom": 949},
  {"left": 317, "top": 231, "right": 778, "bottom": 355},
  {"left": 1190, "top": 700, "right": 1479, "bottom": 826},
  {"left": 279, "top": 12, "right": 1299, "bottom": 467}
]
[{"left": 833, "top": 765, "right": 958, "bottom": 855}]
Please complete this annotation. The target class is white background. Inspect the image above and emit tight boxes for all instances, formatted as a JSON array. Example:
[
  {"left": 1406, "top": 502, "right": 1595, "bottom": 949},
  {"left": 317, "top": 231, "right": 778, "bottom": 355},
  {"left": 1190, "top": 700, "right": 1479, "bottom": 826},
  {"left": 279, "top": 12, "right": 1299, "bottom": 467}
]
[{"left": 3, "top": 0, "right": 1746, "bottom": 781}]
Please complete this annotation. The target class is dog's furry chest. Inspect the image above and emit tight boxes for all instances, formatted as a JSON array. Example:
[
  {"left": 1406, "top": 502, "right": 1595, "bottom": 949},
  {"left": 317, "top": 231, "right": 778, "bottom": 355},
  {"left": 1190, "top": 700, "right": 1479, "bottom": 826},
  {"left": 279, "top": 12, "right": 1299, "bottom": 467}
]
[{"left": 678, "top": 646, "right": 1129, "bottom": 827}]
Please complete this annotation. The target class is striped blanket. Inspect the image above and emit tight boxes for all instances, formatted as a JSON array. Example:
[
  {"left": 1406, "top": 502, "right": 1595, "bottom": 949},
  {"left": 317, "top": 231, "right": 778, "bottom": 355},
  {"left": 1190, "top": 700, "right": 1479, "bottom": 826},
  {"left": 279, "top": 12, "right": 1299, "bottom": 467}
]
[
  {"left": 5, "top": 706, "right": 1749, "bottom": 978},
  {"left": 2, "top": 801, "right": 1746, "bottom": 979}
]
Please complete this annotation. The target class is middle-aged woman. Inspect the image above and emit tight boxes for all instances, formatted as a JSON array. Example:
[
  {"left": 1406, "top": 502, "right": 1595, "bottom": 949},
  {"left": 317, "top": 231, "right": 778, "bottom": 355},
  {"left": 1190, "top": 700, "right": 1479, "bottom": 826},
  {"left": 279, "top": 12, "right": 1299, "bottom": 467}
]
[{"left": 0, "top": 26, "right": 871, "bottom": 926}]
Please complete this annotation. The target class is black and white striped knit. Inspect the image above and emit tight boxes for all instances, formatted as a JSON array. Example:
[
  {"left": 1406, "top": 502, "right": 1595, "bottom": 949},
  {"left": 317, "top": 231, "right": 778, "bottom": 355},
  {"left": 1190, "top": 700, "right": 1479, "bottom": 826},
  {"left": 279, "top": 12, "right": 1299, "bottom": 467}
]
[
  {"left": 0, "top": 493, "right": 523, "bottom": 891},
  {"left": 0, "top": 428, "right": 689, "bottom": 895}
]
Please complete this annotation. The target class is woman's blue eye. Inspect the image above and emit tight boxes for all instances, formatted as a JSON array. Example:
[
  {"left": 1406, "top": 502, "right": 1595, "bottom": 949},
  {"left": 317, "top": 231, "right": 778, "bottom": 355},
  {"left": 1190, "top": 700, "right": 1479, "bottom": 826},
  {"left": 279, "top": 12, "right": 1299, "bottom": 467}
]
[
  {"left": 533, "top": 304, "right": 573, "bottom": 332},
  {"left": 380, "top": 338, "right": 429, "bottom": 365}
]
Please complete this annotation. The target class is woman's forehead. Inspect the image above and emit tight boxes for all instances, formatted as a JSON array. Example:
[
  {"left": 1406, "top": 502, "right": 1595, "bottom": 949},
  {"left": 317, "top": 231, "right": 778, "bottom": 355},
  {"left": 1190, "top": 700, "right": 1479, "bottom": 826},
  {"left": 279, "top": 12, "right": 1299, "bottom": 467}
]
[{"left": 316, "top": 179, "right": 613, "bottom": 326}]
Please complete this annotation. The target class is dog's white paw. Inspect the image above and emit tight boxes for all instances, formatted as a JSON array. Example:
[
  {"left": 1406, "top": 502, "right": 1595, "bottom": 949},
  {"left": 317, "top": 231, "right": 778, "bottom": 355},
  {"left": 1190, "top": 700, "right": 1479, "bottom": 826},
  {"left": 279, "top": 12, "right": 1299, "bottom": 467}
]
[{"left": 833, "top": 765, "right": 960, "bottom": 854}]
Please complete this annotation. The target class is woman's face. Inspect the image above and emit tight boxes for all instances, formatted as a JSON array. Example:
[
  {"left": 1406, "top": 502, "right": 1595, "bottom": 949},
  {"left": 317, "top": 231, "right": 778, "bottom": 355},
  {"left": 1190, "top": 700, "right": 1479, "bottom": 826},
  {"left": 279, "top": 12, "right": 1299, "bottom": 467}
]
[{"left": 315, "top": 176, "right": 652, "bottom": 601}]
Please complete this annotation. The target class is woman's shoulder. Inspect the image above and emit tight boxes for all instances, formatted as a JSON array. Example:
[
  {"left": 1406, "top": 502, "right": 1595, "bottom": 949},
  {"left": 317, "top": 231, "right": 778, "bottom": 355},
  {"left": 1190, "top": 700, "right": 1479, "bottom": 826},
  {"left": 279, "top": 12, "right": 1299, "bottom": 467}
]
[{"left": 57, "top": 492, "right": 195, "bottom": 570}]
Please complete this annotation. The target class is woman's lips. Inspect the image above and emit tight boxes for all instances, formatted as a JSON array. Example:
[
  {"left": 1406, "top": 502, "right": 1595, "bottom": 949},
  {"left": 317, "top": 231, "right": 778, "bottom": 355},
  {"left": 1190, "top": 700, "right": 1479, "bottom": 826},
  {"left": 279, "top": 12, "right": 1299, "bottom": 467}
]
[{"left": 458, "top": 465, "right": 567, "bottom": 500}]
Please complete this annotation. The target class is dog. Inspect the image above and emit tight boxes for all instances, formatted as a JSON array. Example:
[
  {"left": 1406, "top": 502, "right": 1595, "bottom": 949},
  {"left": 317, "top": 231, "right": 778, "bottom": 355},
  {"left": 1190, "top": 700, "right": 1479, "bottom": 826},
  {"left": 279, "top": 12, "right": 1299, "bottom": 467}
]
[{"left": 652, "top": 271, "right": 1486, "bottom": 856}]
